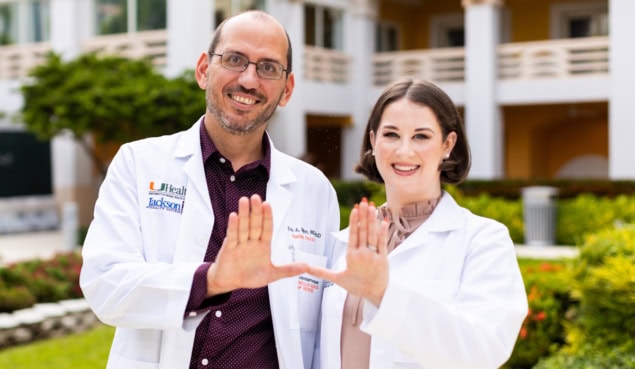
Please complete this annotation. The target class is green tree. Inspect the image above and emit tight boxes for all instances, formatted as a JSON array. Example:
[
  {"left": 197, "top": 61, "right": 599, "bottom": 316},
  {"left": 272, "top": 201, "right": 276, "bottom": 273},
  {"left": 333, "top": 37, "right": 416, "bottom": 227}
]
[{"left": 19, "top": 52, "right": 205, "bottom": 177}]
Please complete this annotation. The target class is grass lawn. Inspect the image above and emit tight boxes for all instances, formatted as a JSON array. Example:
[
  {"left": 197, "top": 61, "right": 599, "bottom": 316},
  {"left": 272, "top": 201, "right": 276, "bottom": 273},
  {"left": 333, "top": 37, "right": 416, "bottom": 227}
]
[{"left": 0, "top": 324, "right": 114, "bottom": 369}]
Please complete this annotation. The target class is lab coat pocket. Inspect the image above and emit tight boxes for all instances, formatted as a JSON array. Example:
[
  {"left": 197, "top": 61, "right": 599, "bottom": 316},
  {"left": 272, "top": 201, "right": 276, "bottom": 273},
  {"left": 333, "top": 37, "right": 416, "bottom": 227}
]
[{"left": 288, "top": 250, "right": 327, "bottom": 331}]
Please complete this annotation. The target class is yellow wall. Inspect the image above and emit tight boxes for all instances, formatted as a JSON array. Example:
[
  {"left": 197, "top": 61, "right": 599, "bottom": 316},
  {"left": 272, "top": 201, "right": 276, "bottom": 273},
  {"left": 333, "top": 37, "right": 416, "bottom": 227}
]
[
  {"left": 504, "top": 103, "right": 608, "bottom": 178},
  {"left": 379, "top": 0, "right": 463, "bottom": 50},
  {"left": 379, "top": 0, "right": 599, "bottom": 47}
]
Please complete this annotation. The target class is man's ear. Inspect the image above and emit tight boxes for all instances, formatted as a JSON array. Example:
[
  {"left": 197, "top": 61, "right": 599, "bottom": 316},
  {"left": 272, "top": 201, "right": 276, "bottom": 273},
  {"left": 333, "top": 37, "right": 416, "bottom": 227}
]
[
  {"left": 277, "top": 72, "right": 295, "bottom": 107},
  {"left": 195, "top": 52, "right": 209, "bottom": 89}
]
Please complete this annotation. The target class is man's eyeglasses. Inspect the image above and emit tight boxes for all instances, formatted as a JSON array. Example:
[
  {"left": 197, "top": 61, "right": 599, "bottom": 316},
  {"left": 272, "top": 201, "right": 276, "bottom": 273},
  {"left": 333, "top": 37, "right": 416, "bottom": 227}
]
[{"left": 209, "top": 52, "right": 288, "bottom": 80}]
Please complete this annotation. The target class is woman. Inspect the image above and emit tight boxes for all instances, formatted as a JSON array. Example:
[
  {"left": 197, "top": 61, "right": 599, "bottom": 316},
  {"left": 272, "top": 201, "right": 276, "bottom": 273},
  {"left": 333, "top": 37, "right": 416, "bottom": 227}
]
[{"left": 309, "top": 79, "right": 528, "bottom": 369}]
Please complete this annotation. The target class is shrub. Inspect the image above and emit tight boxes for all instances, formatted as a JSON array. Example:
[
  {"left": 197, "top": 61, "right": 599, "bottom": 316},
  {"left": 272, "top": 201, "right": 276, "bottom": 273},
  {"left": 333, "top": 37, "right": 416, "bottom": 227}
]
[
  {"left": 0, "top": 285, "right": 37, "bottom": 313},
  {"left": 503, "top": 259, "right": 573, "bottom": 369},
  {"left": 534, "top": 341, "right": 635, "bottom": 369},
  {"left": 533, "top": 226, "right": 635, "bottom": 368},
  {"left": 567, "top": 226, "right": 635, "bottom": 348},
  {"left": 0, "top": 251, "right": 83, "bottom": 311}
]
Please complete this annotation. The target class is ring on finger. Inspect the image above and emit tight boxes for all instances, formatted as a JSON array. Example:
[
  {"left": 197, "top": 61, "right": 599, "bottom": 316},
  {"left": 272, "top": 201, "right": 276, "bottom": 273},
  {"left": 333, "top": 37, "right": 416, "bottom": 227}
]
[{"left": 367, "top": 244, "right": 378, "bottom": 252}]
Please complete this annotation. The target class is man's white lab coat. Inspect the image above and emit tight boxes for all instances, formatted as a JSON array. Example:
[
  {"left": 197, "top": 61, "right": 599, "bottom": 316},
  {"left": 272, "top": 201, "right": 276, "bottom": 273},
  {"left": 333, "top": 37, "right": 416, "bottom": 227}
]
[
  {"left": 319, "top": 192, "right": 528, "bottom": 369},
  {"left": 80, "top": 118, "right": 340, "bottom": 369}
]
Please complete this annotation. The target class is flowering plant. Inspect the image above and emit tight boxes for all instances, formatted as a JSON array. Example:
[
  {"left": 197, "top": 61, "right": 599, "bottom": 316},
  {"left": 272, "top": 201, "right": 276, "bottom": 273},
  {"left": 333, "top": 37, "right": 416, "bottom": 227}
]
[{"left": 503, "top": 259, "right": 573, "bottom": 369}]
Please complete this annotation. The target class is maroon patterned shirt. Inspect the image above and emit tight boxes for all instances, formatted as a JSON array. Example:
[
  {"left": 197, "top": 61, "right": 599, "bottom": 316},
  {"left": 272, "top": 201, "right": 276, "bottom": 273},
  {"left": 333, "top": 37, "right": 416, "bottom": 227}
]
[{"left": 185, "top": 121, "right": 277, "bottom": 369}]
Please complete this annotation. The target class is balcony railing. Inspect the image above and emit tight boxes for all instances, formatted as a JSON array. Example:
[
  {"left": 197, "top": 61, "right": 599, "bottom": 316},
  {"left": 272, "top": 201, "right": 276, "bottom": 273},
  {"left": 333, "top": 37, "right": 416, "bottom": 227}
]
[
  {"left": 0, "top": 42, "right": 51, "bottom": 80},
  {"left": 0, "top": 30, "right": 168, "bottom": 80},
  {"left": 0, "top": 35, "right": 611, "bottom": 87},
  {"left": 498, "top": 36, "right": 608, "bottom": 79},
  {"left": 372, "top": 36, "right": 609, "bottom": 86},
  {"left": 303, "top": 46, "right": 351, "bottom": 84},
  {"left": 81, "top": 30, "right": 168, "bottom": 68}
]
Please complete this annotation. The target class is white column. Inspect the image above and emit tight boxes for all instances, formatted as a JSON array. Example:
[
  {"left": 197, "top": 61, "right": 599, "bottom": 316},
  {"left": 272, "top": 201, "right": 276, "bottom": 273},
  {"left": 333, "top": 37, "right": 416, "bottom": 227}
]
[
  {"left": 463, "top": 0, "right": 503, "bottom": 179},
  {"left": 49, "top": 0, "right": 89, "bottom": 211},
  {"left": 49, "top": 0, "right": 83, "bottom": 59},
  {"left": 341, "top": 1, "right": 376, "bottom": 180},
  {"left": 265, "top": 1, "right": 306, "bottom": 158},
  {"left": 165, "top": 0, "right": 213, "bottom": 77},
  {"left": 609, "top": 0, "right": 635, "bottom": 179}
]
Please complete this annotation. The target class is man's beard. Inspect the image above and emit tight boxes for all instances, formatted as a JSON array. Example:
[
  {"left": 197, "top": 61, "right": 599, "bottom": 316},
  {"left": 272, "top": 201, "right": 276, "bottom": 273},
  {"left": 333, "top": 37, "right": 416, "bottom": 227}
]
[{"left": 206, "top": 86, "right": 282, "bottom": 136}]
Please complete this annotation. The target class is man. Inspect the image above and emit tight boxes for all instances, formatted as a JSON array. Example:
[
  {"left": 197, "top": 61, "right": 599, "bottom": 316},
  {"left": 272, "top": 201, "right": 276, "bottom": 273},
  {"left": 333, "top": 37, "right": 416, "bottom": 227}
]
[{"left": 80, "top": 11, "right": 340, "bottom": 369}]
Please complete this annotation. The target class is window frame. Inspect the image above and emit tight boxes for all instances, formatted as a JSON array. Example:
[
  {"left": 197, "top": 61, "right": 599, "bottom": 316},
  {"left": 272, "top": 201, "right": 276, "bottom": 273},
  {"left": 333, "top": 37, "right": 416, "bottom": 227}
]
[{"left": 550, "top": 1, "right": 609, "bottom": 39}]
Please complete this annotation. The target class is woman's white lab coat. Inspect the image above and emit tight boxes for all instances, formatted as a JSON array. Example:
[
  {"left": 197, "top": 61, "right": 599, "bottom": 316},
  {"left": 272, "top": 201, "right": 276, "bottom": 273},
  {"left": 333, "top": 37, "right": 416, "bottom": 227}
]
[
  {"left": 319, "top": 192, "right": 528, "bottom": 369},
  {"left": 80, "top": 118, "right": 340, "bottom": 369}
]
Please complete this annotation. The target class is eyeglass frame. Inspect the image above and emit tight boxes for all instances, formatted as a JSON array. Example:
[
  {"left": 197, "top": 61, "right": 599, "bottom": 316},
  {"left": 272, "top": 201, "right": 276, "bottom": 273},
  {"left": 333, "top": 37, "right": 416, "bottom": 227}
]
[{"left": 208, "top": 51, "right": 289, "bottom": 80}]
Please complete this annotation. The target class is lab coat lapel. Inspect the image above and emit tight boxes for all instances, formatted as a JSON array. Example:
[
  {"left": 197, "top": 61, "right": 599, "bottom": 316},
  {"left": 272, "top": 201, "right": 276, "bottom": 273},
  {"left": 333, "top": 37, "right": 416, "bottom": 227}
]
[
  {"left": 266, "top": 141, "right": 295, "bottom": 264},
  {"left": 265, "top": 140, "right": 304, "bottom": 369},
  {"left": 172, "top": 118, "right": 213, "bottom": 263}
]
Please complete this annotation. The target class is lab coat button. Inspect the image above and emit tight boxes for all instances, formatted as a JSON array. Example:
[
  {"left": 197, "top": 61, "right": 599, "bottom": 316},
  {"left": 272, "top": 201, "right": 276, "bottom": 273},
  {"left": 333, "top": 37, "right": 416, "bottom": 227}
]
[
  {"left": 202, "top": 358, "right": 209, "bottom": 365},
  {"left": 215, "top": 310, "right": 222, "bottom": 318}
]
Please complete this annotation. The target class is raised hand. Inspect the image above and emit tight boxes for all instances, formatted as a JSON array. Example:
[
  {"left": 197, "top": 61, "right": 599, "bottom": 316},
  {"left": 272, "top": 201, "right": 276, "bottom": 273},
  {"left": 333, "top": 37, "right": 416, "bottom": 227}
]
[
  {"left": 206, "top": 194, "right": 309, "bottom": 296},
  {"left": 308, "top": 200, "right": 390, "bottom": 306}
]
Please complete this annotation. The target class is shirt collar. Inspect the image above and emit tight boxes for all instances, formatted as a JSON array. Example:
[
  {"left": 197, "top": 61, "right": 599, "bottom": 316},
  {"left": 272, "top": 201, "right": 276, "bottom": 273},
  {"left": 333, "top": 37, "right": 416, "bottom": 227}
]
[{"left": 199, "top": 117, "right": 271, "bottom": 176}]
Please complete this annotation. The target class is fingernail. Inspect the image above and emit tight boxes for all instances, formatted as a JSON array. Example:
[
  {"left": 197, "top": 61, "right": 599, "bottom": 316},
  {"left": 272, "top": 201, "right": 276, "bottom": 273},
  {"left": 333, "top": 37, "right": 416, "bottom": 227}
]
[
  {"left": 370, "top": 201, "right": 375, "bottom": 207},
  {"left": 354, "top": 204, "right": 359, "bottom": 209},
  {"left": 361, "top": 197, "right": 368, "bottom": 203}
]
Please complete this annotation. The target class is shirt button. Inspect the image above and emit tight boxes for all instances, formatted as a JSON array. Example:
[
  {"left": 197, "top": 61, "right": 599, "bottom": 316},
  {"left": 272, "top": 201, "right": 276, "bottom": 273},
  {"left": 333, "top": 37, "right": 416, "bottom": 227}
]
[
  {"left": 219, "top": 157, "right": 226, "bottom": 163},
  {"left": 188, "top": 311, "right": 197, "bottom": 317},
  {"left": 229, "top": 175, "right": 236, "bottom": 182},
  {"left": 215, "top": 310, "right": 222, "bottom": 318},
  {"left": 202, "top": 358, "right": 209, "bottom": 365}
]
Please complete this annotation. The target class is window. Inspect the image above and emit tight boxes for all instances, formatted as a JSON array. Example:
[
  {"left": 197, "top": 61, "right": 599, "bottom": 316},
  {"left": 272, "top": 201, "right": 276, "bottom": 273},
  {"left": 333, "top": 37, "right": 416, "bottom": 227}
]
[
  {"left": 214, "top": 0, "right": 264, "bottom": 27},
  {"left": 430, "top": 14, "right": 464, "bottom": 48},
  {"left": 28, "top": 0, "right": 50, "bottom": 42},
  {"left": 0, "top": 2, "right": 18, "bottom": 45},
  {"left": 376, "top": 21, "right": 398, "bottom": 52},
  {"left": 551, "top": 2, "right": 608, "bottom": 39},
  {"left": 95, "top": 0, "right": 166, "bottom": 35},
  {"left": 0, "top": 0, "right": 49, "bottom": 45},
  {"left": 137, "top": 0, "right": 166, "bottom": 31},
  {"left": 96, "top": 0, "right": 127, "bottom": 34},
  {"left": 304, "top": 4, "right": 343, "bottom": 50}
]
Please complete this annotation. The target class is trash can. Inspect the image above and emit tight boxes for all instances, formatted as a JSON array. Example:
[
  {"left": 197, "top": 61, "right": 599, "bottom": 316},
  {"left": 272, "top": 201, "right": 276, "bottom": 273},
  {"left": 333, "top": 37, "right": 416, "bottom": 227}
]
[{"left": 521, "top": 186, "right": 559, "bottom": 246}]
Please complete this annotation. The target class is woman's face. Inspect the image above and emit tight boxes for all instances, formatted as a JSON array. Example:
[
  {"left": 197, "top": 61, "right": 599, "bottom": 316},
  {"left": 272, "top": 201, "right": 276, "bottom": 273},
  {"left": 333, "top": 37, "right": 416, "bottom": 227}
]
[{"left": 370, "top": 98, "right": 456, "bottom": 205}]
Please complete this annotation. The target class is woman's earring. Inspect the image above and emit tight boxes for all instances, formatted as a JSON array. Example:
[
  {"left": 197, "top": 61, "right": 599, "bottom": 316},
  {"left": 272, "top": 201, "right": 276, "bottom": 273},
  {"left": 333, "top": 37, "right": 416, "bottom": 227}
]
[
  {"left": 371, "top": 150, "right": 375, "bottom": 156},
  {"left": 444, "top": 153, "right": 450, "bottom": 160}
]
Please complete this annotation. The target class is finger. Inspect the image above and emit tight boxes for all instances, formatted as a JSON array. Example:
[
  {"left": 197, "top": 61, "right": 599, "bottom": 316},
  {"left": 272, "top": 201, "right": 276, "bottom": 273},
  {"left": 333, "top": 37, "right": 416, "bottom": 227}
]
[
  {"left": 377, "top": 218, "right": 390, "bottom": 257},
  {"left": 223, "top": 212, "right": 239, "bottom": 250},
  {"left": 306, "top": 265, "right": 340, "bottom": 283},
  {"left": 260, "top": 201, "right": 273, "bottom": 244},
  {"left": 237, "top": 196, "right": 250, "bottom": 243},
  {"left": 348, "top": 207, "right": 359, "bottom": 249},
  {"left": 357, "top": 200, "right": 369, "bottom": 248},
  {"left": 249, "top": 194, "right": 263, "bottom": 240},
  {"left": 271, "top": 262, "right": 310, "bottom": 281},
  {"left": 367, "top": 204, "right": 378, "bottom": 249}
]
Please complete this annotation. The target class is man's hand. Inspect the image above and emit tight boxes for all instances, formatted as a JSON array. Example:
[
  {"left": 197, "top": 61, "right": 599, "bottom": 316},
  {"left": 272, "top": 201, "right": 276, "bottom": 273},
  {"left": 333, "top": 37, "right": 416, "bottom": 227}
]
[{"left": 206, "top": 194, "right": 308, "bottom": 296}]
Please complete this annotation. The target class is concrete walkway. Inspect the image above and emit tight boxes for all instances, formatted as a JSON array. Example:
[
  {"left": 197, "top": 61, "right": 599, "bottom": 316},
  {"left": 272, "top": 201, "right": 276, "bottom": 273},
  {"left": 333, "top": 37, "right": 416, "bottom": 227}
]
[
  {"left": 0, "top": 230, "right": 577, "bottom": 266},
  {"left": 0, "top": 230, "right": 73, "bottom": 266}
]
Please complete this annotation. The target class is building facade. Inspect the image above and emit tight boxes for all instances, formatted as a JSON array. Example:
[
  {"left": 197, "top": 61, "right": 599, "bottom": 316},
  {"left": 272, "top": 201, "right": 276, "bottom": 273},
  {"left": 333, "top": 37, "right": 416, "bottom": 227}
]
[{"left": 1, "top": 0, "right": 634, "bottom": 230}]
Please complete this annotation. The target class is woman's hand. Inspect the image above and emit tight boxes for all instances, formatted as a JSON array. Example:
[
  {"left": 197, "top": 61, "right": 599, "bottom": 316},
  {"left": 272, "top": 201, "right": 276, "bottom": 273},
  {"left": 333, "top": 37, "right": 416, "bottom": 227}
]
[{"left": 309, "top": 199, "right": 390, "bottom": 306}]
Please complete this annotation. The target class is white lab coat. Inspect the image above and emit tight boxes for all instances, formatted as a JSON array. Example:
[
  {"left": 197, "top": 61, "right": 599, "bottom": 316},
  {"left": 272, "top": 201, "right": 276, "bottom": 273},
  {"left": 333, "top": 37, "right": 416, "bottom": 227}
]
[
  {"left": 80, "top": 118, "right": 341, "bottom": 369},
  {"left": 319, "top": 192, "right": 528, "bottom": 369}
]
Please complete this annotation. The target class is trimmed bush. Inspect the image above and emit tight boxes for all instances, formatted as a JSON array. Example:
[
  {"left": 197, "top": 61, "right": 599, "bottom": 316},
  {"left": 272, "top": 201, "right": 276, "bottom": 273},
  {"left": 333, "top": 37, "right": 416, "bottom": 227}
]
[{"left": 0, "top": 251, "right": 83, "bottom": 312}]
